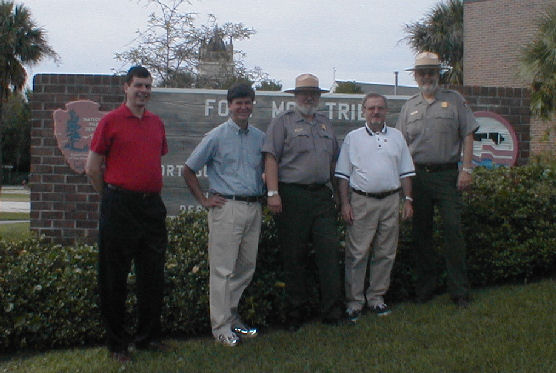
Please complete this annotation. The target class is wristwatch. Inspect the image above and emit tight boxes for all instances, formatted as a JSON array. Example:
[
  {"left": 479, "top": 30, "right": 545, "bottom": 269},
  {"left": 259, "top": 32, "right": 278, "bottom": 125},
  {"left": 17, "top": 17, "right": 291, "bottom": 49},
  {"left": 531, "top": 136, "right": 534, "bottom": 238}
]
[
  {"left": 267, "top": 190, "right": 279, "bottom": 197},
  {"left": 462, "top": 167, "right": 473, "bottom": 174},
  {"left": 404, "top": 196, "right": 413, "bottom": 202}
]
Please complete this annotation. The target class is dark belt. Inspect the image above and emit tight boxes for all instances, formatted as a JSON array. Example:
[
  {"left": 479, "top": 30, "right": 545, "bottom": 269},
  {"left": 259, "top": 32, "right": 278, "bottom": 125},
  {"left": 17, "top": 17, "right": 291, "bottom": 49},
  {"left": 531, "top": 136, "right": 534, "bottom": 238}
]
[
  {"left": 219, "top": 195, "right": 263, "bottom": 202},
  {"left": 352, "top": 187, "right": 401, "bottom": 199},
  {"left": 415, "top": 163, "right": 458, "bottom": 172},
  {"left": 283, "top": 183, "right": 326, "bottom": 191},
  {"left": 106, "top": 184, "right": 158, "bottom": 199}
]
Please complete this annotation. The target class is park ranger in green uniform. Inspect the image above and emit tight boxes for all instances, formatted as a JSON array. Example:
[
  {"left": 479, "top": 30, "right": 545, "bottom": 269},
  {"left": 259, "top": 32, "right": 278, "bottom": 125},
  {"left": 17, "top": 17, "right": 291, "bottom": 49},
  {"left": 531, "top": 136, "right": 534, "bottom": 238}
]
[
  {"left": 263, "top": 73, "right": 345, "bottom": 330},
  {"left": 396, "top": 52, "right": 479, "bottom": 307}
]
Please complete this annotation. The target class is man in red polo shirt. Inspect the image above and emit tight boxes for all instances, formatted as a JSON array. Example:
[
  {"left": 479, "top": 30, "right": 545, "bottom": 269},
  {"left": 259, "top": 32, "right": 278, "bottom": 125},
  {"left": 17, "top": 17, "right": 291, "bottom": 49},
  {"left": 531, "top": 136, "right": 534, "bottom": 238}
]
[{"left": 86, "top": 66, "right": 169, "bottom": 363}]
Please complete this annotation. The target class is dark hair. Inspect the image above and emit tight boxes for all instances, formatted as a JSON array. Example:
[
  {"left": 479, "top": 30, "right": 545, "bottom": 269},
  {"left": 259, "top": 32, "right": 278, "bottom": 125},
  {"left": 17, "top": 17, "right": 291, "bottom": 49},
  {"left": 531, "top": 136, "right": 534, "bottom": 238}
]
[
  {"left": 227, "top": 83, "right": 255, "bottom": 103},
  {"left": 125, "top": 66, "right": 151, "bottom": 84}
]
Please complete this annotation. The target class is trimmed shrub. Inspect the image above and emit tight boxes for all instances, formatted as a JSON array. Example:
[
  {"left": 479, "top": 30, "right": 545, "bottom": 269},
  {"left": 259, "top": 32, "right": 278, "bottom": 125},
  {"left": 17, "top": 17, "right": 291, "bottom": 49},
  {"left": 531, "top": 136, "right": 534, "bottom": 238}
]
[
  {"left": 463, "top": 160, "right": 556, "bottom": 285},
  {"left": 0, "top": 239, "right": 102, "bottom": 350},
  {"left": 0, "top": 160, "right": 554, "bottom": 351}
]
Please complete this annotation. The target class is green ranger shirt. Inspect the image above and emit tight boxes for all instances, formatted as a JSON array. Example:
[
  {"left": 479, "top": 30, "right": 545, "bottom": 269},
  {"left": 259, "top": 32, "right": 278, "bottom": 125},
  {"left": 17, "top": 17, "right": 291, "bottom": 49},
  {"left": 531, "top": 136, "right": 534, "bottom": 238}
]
[
  {"left": 263, "top": 109, "right": 339, "bottom": 184},
  {"left": 395, "top": 89, "right": 479, "bottom": 164}
]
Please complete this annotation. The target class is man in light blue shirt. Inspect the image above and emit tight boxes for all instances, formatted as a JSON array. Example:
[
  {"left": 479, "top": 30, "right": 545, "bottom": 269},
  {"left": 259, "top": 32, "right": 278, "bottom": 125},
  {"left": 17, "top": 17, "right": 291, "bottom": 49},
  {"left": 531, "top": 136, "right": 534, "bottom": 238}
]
[{"left": 183, "top": 83, "right": 264, "bottom": 347}]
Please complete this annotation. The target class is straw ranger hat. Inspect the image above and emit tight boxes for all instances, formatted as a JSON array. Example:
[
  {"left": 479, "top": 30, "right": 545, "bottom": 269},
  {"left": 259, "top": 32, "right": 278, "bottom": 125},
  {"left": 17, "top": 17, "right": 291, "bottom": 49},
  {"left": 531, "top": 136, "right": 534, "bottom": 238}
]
[
  {"left": 406, "top": 51, "right": 447, "bottom": 71},
  {"left": 284, "top": 73, "right": 329, "bottom": 93}
]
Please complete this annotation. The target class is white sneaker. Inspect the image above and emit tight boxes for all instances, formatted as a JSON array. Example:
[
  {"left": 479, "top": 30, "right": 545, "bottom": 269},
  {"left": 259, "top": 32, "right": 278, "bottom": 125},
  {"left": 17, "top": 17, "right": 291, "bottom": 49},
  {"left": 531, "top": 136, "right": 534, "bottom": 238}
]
[{"left": 216, "top": 333, "right": 240, "bottom": 347}]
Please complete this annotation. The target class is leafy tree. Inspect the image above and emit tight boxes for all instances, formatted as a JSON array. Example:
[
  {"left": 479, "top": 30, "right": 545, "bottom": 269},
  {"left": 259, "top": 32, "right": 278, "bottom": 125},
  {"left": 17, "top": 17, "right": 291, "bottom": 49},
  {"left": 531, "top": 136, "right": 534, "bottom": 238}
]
[
  {"left": 403, "top": 0, "right": 463, "bottom": 85},
  {"left": 334, "top": 81, "right": 362, "bottom": 94},
  {"left": 0, "top": 0, "right": 57, "bottom": 183},
  {"left": 520, "top": 7, "right": 556, "bottom": 121},
  {"left": 115, "top": 0, "right": 255, "bottom": 87},
  {"left": 1, "top": 90, "right": 30, "bottom": 173},
  {"left": 255, "top": 79, "right": 282, "bottom": 91}
]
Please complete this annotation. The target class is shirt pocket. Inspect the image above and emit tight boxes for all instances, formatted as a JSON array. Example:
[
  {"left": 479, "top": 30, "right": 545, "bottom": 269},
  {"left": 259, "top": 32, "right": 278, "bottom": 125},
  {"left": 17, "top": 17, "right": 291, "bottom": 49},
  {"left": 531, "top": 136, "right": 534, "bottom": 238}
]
[
  {"left": 219, "top": 140, "right": 240, "bottom": 174},
  {"left": 318, "top": 131, "right": 334, "bottom": 155},
  {"left": 288, "top": 129, "right": 313, "bottom": 153},
  {"left": 433, "top": 109, "right": 456, "bottom": 133},
  {"left": 406, "top": 112, "right": 424, "bottom": 141},
  {"left": 246, "top": 147, "right": 263, "bottom": 169}
]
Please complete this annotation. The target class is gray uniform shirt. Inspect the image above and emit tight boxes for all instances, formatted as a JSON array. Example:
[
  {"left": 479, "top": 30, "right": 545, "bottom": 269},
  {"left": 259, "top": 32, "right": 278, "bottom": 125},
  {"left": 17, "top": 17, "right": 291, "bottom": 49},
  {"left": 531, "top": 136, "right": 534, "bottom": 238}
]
[
  {"left": 262, "top": 109, "right": 339, "bottom": 184},
  {"left": 395, "top": 89, "right": 479, "bottom": 164}
]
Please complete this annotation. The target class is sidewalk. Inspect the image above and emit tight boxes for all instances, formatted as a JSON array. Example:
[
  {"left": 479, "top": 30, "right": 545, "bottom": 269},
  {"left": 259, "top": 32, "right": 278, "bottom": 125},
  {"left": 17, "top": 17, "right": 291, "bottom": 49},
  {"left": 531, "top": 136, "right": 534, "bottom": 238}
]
[
  {"left": 1, "top": 186, "right": 30, "bottom": 221},
  {"left": 0, "top": 201, "right": 30, "bottom": 212}
]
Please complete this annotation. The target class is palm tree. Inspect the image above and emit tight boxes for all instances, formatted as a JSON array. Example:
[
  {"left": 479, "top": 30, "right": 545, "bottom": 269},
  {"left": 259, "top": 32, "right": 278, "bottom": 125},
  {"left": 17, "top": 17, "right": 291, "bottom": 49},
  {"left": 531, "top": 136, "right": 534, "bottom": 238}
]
[
  {"left": 403, "top": 0, "right": 463, "bottom": 85},
  {"left": 0, "top": 0, "right": 57, "bottom": 183},
  {"left": 520, "top": 7, "right": 556, "bottom": 121}
]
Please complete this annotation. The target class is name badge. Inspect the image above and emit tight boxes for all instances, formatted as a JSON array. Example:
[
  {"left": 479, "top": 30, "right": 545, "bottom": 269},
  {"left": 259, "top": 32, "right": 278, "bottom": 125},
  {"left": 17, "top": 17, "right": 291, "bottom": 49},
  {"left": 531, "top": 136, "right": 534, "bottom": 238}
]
[{"left": 441, "top": 101, "right": 449, "bottom": 108}]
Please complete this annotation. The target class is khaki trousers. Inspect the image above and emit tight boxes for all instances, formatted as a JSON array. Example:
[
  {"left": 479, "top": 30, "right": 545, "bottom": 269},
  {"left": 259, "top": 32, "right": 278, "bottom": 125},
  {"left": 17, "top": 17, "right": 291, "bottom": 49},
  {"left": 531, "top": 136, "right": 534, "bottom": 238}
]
[
  {"left": 208, "top": 200, "right": 261, "bottom": 337},
  {"left": 345, "top": 192, "right": 399, "bottom": 310}
]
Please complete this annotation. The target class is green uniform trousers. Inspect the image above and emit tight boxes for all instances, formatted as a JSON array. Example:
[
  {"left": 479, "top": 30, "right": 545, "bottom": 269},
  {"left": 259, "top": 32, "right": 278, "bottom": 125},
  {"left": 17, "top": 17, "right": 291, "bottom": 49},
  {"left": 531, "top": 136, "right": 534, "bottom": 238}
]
[
  {"left": 277, "top": 183, "right": 344, "bottom": 320},
  {"left": 412, "top": 168, "right": 469, "bottom": 300}
]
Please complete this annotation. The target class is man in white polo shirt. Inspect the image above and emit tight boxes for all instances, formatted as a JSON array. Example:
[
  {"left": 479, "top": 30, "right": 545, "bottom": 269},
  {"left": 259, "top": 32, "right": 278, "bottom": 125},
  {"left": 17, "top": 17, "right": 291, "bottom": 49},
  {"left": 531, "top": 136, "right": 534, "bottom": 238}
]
[{"left": 335, "top": 92, "right": 415, "bottom": 321}]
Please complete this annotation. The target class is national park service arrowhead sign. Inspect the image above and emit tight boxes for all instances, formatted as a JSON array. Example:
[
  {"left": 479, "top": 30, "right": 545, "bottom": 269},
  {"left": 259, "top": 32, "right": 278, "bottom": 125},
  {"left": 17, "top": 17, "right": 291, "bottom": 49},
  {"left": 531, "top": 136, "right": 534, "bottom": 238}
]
[{"left": 53, "top": 100, "right": 107, "bottom": 174}]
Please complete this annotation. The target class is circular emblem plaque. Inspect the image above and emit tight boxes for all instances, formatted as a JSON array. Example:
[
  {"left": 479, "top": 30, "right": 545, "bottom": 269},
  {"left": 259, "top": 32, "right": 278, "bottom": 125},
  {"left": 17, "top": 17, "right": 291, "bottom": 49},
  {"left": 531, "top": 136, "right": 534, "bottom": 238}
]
[{"left": 472, "top": 111, "right": 519, "bottom": 168}]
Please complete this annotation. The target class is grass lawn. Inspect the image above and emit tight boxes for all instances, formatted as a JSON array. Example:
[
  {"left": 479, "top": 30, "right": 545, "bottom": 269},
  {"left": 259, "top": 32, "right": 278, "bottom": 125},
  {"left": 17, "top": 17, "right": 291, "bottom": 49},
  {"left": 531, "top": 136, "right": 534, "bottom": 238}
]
[
  {"left": 0, "top": 212, "right": 30, "bottom": 221},
  {"left": 0, "top": 278, "right": 554, "bottom": 373},
  {"left": 0, "top": 193, "right": 29, "bottom": 202},
  {"left": 0, "top": 222, "right": 31, "bottom": 240}
]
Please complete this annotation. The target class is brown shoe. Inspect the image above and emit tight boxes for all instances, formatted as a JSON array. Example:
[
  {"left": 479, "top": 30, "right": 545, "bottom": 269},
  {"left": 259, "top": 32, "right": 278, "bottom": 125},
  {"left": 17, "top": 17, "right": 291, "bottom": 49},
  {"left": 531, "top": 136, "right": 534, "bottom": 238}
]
[{"left": 111, "top": 351, "right": 132, "bottom": 363}]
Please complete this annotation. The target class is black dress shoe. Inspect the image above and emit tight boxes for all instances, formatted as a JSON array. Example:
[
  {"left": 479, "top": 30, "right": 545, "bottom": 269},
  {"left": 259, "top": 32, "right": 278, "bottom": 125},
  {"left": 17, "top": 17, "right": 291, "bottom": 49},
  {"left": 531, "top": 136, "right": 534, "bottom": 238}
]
[
  {"left": 322, "top": 316, "right": 349, "bottom": 326},
  {"left": 136, "top": 341, "right": 172, "bottom": 352},
  {"left": 452, "top": 295, "right": 471, "bottom": 308},
  {"left": 285, "top": 317, "right": 303, "bottom": 332},
  {"left": 111, "top": 351, "right": 132, "bottom": 363}
]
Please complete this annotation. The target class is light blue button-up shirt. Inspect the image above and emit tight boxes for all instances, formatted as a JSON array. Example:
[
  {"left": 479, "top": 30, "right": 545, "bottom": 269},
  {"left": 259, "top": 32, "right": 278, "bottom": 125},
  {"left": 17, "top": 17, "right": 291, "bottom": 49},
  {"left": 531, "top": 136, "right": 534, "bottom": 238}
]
[{"left": 185, "top": 119, "right": 265, "bottom": 196}]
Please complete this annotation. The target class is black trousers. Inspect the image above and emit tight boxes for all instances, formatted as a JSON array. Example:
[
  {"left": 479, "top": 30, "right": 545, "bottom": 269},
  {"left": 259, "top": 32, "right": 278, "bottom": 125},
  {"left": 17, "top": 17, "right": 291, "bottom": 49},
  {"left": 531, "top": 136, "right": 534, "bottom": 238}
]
[
  {"left": 277, "top": 183, "right": 344, "bottom": 321},
  {"left": 98, "top": 187, "right": 167, "bottom": 353}
]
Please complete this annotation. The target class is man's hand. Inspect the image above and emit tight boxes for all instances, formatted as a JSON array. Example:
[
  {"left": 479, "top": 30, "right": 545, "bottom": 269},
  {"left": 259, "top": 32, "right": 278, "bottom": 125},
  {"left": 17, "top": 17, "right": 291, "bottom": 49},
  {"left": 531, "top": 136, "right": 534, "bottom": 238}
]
[
  {"left": 457, "top": 171, "right": 472, "bottom": 191},
  {"left": 267, "top": 194, "right": 282, "bottom": 214},
  {"left": 341, "top": 203, "right": 354, "bottom": 225},
  {"left": 402, "top": 200, "right": 413, "bottom": 220},
  {"left": 202, "top": 194, "right": 227, "bottom": 209}
]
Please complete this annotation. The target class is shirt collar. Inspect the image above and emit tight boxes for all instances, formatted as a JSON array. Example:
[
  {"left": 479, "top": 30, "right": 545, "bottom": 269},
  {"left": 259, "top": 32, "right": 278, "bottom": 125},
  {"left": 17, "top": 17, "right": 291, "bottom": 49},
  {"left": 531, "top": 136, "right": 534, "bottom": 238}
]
[
  {"left": 364, "top": 122, "right": 387, "bottom": 136},
  {"left": 121, "top": 103, "right": 152, "bottom": 119},
  {"left": 227, "top": 118, "right": 250, "bottom": 134},
  {"left": 293, "top": 109, "right": 317, "bottom": 124}
]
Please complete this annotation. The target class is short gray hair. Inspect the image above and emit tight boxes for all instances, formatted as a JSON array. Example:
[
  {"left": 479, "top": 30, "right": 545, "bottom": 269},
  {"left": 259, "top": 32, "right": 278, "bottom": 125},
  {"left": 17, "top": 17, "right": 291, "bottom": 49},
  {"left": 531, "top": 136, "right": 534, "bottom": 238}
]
[{"left": 362, "top": 92, "right": 388, "bottom": 109}]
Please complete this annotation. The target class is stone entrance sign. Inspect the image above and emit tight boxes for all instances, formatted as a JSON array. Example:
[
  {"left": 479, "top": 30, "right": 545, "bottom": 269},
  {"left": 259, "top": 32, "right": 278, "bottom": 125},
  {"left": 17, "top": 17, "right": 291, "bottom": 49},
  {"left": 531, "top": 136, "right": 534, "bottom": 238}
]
[
  {"left": 150, "top": 88, "right": 409, "bottom": 216},
  {"left": 53, "top": 100, "right": 107, "bottom": 174}
]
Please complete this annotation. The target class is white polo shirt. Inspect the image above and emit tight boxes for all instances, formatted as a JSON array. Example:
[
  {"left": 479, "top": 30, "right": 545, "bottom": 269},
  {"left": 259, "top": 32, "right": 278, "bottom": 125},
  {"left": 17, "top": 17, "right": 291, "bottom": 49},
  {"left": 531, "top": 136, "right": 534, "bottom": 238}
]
[{"left": 335, "top": 124, "right": 415, "bottom": 193}]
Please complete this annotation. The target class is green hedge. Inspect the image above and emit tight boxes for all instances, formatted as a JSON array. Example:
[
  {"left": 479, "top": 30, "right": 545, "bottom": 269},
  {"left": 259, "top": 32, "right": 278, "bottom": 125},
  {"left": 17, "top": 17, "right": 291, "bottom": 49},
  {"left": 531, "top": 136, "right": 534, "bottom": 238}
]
[{"left": 0, "top": 160, "right": 554, "bottom": 351}]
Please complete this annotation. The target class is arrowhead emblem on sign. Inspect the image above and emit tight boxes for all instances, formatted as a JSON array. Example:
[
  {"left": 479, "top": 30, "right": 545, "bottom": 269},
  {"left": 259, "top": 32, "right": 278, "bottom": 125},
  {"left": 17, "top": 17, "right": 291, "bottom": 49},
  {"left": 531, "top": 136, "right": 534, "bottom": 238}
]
[{"left": 53, "top": 100, "right": 108, "bottom": 174}]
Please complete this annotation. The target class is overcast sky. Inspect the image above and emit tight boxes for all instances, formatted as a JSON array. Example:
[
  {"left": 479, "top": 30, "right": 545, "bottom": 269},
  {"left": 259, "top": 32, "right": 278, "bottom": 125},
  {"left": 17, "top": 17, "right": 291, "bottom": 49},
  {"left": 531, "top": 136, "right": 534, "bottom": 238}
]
[{"left": 21, "top": 0, "right": 440, "bottom": 90}]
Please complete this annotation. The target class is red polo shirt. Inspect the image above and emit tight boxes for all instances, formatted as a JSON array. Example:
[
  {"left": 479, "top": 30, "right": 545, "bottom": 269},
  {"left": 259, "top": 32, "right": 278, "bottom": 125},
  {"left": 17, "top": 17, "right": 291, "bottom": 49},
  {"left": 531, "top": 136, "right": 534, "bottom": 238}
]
[{"left": 90, "top": 104, "right": 168, "bottom": 193}]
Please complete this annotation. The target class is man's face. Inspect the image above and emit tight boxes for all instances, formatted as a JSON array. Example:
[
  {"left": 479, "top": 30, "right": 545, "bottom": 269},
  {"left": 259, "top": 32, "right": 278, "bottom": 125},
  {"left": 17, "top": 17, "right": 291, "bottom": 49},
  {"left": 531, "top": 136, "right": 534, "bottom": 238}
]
[
  {"left": 415, "top": 68, "right": 440, "bottom": 95},
  {"left": 228, "top": 96, "right": 253, "bottom": 125},
  {"left": 124, "top": 76, "right": 152, "bottom": 108},
  {"left": 295, "top": 90, "right": 320, "bottom": 116},
  {"left": 363, "top": 96, "right": 387, "bottom": 126}
]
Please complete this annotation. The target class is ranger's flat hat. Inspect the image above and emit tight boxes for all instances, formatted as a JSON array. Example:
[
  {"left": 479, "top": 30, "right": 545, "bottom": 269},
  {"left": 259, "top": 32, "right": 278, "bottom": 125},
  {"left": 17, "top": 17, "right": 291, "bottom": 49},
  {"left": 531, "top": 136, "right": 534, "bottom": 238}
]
[
  {"left": 406, "top": 51, "right": 447, "bottom": 71},
  {"left": 284, "top": 73, "right": 329, "bottom": 93}
]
